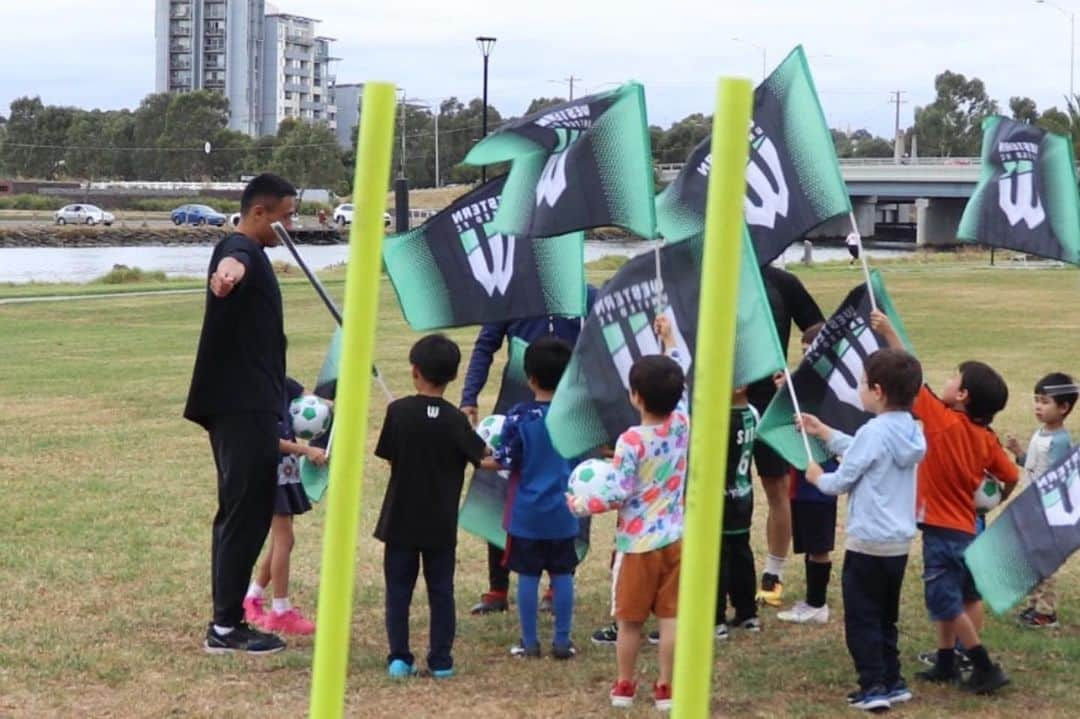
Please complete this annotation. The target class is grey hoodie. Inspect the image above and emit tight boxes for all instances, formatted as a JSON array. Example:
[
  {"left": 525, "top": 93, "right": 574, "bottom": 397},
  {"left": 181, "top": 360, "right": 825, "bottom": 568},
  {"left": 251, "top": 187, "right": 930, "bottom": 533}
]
[{"left": 817, "top": 411, "right": 927, "bottom": 556}]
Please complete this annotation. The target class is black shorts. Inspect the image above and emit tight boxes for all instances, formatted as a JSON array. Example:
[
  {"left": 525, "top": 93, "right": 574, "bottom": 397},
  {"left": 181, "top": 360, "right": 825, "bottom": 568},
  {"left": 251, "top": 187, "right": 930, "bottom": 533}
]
[
  {"left": 505, "top": 535, "right": 578, "bottom": 576},
  {"left": 791, "top": 501, "right": 838, "bottom": 555},
  {"left": 747, "top": 379, "right": 790, "bottom": 479}
]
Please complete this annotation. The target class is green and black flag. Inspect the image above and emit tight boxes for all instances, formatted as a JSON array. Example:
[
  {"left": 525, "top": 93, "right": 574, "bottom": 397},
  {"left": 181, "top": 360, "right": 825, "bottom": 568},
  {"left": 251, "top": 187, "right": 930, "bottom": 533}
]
[
  {"left": 464, "top": 83, "right": 656, "bottom": 239},
  {"left": 957, "top": 116, "right": 1080, "bottom": 265},
  {"left": 383, "top": 175, "right": 585, "bottom": 331},
  {"left": 966, "top": 447, "right": 1080, "bottom": 613},
  {"left": 545, "top": 231, "right": 785, "bottom": 459},
  {"left": 656, "top": 45, "right": 851, "bottom": 264},
  {"left": 757, "top": 271, "right": 912, "bottom": 470}
]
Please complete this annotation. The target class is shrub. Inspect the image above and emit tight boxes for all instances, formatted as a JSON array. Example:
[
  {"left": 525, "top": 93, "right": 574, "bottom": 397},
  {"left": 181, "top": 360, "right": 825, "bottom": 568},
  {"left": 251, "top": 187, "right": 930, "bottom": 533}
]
[{"left": 92, "top": 266, "right": 168, "bottom": 284}]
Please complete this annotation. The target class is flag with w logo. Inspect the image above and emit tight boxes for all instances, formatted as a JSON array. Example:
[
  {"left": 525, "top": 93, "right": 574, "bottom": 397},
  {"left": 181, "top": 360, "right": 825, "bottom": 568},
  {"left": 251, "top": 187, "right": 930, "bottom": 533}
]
[
  {"left": 756, "top": 270, "right": 912, "bottom": 470},
  {"left": 383, "top": 175, "right": 586, "bottom": 331},
  {"left": 957, "top": 116, "right": 1080, "bottom": 265},
  {"left": 545, "top": 230, "right": 785, "bottom": 459},
  {"left": 656, "top": 46, "right": 851, "bottom": 264},
  {"left": 966, "top": 447, "right": 1080, "bottom": 613},
  {"left": 464, "top": 83, "right": 656, "bottom": 239}
]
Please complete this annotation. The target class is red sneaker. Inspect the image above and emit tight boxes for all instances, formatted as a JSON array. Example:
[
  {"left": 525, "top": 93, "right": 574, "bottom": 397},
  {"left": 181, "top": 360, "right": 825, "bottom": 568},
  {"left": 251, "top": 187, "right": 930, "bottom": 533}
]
[
  {"left": 610, "top": 679, "right": 636, "bottom": 708},
  {"left": 654, "top": 682, "right": 673, "bottom": 712},
  {"left": 264, "top": 608, "right": 315, "bottom": 636},
  {"left": 242, "top": 596, "right": 267, "bottom": 627},
  {"left": 469, "top": 591, "right": 509, "bottom": 615}
]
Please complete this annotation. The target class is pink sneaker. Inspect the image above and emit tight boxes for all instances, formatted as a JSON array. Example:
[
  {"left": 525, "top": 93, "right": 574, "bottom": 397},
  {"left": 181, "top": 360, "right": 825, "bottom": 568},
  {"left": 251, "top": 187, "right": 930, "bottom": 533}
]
[
  {"left": 243, "top": 596, "right": 267, "bottom": 627},
  {"left": 265, "top": 608, "right": 315, "bottom": 636}
]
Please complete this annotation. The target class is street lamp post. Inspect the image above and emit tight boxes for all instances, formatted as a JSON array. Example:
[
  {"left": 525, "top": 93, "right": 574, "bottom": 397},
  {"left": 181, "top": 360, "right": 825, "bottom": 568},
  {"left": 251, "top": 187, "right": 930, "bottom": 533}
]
[
  {"left": 732, "top": 36, "right": 767, "bottom": 81},
  {"left": 476, "top": 36, "right": 497, "bottom": 184},
  {"left": 1037, "top": 0, "right": 1076, "bottom": 99}
]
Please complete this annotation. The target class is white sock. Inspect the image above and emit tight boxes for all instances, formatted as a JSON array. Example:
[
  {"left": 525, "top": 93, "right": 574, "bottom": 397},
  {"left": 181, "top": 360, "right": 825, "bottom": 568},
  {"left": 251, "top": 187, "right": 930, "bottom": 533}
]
[
  {"left": 765, "top": 554, "right": 786, "bottom": 580},
  {"left": 213, "top": 624, "right": 235, "bottom": 636},
  {"left": 272, "top": 597, "right": 292, "bottom": 614},
  {"left": 246, "top": 582, "right": 265, "bottom": 599}
]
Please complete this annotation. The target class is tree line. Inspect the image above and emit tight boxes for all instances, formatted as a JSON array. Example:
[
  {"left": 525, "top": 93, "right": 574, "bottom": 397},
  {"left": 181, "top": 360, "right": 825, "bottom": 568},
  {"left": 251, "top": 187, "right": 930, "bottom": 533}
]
[{"left": 2, "top": 71, "right": 1080, "bottom": 189}]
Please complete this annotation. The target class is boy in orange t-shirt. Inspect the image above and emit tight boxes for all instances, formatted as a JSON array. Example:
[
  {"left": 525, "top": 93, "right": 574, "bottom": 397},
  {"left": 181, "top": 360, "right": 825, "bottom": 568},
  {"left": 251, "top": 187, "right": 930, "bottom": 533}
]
[{"left": 871, "top": 311, "right": 1018, "bottom": 695}]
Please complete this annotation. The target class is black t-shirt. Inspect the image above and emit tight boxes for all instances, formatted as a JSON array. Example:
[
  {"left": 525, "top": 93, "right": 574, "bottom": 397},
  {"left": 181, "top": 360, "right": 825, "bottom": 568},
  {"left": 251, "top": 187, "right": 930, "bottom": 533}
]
[
  {"left": 184, "top": 233, "right": 286, "bottom": 428},
  {"left": 748, "top": 267, "right": 825, "bottom": 410},
  {"left": 723, "top": 406, "right": 759, "bottom": 534},
  {"left": 374, "top": 395, "right": 487, "bottom": 549}
]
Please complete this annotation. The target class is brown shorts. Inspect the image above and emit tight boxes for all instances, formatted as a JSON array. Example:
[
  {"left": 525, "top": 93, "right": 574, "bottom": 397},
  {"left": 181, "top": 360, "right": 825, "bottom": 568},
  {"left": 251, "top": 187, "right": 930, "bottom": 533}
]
[{"left": 612, "top": 541, "right": 682, "bottom": 622}]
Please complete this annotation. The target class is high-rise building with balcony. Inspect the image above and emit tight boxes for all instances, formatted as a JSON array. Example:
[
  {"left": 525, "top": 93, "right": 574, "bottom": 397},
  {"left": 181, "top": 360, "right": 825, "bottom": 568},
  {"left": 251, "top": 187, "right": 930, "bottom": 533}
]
[
  {"left": 154, "top": 0, "right": 265, "bottom": 136},
  {"left": 330, "top": 83, "right": 363, "bottom": 149},
  {"left": 260, "top": 13, "right": 338, "bottom": 136}
]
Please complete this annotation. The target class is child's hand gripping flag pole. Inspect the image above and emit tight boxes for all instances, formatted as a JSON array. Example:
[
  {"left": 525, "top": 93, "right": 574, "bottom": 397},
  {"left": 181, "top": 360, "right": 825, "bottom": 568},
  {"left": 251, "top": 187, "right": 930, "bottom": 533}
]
[
  {"left": 671, "top": 78, "right": 753, "bottom": 718},
  {"left": 308, "top": 82, "right": 397, "bottom": 719}
]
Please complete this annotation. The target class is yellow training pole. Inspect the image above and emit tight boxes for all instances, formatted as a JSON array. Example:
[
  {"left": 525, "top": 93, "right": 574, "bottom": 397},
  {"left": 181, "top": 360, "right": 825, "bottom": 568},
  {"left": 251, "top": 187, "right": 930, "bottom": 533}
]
[
  {"left": 671, "top": 78, "right": 753, "bottom": 719},
  {"left": 309, "top": 81, "right": 396, "bottom": 719}
]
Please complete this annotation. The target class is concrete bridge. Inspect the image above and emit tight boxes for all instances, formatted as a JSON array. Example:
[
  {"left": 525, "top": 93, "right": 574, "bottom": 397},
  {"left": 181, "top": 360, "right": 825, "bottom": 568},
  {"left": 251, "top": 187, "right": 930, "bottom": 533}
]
[{"left": 657, "top": 158, "right": 984, "bottom": 245}]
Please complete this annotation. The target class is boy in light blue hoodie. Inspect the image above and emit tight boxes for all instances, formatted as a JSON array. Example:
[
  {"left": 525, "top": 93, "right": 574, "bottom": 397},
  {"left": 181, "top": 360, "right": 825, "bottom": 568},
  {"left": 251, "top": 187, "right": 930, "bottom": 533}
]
[{"left": 799, "top": 348, "right": 927, "bottom": 713}]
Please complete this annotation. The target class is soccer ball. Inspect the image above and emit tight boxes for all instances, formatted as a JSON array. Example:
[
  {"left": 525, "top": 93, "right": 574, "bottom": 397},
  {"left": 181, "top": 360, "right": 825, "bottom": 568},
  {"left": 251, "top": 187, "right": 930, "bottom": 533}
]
[
  {"left": 289, "top": 395, "right": 331, "bottom": 441},
  {"left": 567, "top": 458, "right": 622, "bottom": 517},
  {"left": 975, "top": 473, "right": 1004, "bottom": 512},
  {"left": 476, "top": 414, "right": 506, "bottom": 452}
]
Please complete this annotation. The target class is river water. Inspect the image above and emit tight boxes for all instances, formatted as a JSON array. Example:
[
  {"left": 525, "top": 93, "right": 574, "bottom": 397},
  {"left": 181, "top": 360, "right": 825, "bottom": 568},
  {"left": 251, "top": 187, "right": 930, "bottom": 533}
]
[{"left": 0, "top": 241, "right": 909, "bottom": 284}]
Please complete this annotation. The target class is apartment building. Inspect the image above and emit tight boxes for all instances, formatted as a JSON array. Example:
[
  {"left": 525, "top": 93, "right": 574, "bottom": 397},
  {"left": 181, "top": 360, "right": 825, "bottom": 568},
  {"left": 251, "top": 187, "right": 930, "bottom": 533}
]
[{"left": 259, "top": 13, "right": 338, "bottom": 136}]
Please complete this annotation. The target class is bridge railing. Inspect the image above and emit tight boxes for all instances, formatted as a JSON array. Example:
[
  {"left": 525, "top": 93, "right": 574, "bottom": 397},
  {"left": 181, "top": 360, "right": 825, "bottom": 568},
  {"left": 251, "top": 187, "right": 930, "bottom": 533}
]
[{"left": 654, "top": 157, "right": 985, "bottom": 175}]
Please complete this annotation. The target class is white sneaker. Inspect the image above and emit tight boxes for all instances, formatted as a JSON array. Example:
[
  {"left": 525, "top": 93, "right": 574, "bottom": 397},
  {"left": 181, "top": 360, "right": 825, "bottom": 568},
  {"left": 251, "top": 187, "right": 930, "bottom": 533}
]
[
  {"left": 715, "top": 623, "right": 729, "bottom": 640},
  {"left": 776, "top": 601, "right": 829, "bottom": 624}
]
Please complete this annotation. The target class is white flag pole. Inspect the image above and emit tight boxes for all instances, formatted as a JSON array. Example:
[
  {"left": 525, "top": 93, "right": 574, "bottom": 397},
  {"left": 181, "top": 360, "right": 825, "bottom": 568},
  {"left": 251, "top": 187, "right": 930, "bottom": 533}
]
[
  {"left": 848, "top": 212, "right": 877, "bottom": 312},
  {"left": 783, "top": 367, "right": 815, "bottom": 467}
]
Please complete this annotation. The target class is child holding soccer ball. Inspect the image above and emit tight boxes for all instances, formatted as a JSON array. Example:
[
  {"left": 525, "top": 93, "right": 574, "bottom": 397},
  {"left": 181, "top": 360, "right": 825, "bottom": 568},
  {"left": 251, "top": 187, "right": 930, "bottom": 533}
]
[{"left": 243, "top": 377, "right": 327, "bottom": 635}]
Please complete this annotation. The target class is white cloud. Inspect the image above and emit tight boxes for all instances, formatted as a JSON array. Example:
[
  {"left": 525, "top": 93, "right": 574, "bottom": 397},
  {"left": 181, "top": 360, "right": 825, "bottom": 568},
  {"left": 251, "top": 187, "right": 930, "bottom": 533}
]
[{"left": 1, "top": 0, "right": 1077, "bottom": 140}]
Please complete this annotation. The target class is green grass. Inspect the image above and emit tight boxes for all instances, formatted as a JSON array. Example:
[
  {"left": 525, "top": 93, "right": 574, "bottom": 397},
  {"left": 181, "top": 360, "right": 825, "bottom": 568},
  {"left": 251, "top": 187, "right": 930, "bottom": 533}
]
[{"left": 2, "top": 259, "right": 1079, "bottom": 717}]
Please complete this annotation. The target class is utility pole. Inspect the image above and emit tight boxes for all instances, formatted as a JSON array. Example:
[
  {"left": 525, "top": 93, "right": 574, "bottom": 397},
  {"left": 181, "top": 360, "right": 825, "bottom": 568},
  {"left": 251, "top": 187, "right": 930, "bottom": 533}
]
[
  {"left": 890, "top": 90, "right": 908, "bottom": 164},
  {"left": 564, "top": 75, "right": 582, "bottom": 100}
]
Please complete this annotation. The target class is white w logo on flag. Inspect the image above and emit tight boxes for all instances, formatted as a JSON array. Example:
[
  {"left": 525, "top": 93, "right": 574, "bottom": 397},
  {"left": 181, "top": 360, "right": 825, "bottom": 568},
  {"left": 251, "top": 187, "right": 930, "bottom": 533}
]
[
  {"left": 463, "top": 229, "right": 516, "bottom": 297},
  {"left": 998, "top": 163, "right": 1045, "bottom": 229},
  {"left": 745, "top": 133, "right": 790, "bottom": 229},
  {"left": 605, "top": 308, "right": 691, "bottom": 390},
  {"left": 812, "top": 317, "right": 880, "bottom": 412},
  {"left": 536, "top": 151, "right": 570, "bottom": 209}
]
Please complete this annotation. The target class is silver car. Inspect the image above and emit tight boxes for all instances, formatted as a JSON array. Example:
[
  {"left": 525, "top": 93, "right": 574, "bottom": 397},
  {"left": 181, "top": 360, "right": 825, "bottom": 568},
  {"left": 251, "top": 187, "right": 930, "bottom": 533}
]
[{"left": 54, "top": 204, "right": 115, "bottom": 226}]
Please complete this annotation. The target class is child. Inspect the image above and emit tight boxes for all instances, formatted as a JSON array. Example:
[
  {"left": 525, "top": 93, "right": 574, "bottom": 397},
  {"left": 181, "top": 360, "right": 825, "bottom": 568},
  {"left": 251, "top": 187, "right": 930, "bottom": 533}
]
[
  {"left": 243, "top": 377, "right": 326, "bottom": 635},
  {"left": 801, "top": 347, "right": 926, "bottom": 712},
  {"left": 778, "top": 323, "right": 839, "bottom": 625},
  {"left": 485, "top": 336, "right": 579, "bottom": 660},
  {"left": 872, "top": 310, "right": 1018, "bottom": 694},
  {"left": 606, "top": 316, "right": 689, "bottom": 712},
  {"left": 373, "top": 335, "right": 487, "bottom": 678},
  {"left": 715, "top": 387, "right": 761, "bottom": 639},
  {"left": 1006, "top": 372, "right": 1077, "bottom": 628}
]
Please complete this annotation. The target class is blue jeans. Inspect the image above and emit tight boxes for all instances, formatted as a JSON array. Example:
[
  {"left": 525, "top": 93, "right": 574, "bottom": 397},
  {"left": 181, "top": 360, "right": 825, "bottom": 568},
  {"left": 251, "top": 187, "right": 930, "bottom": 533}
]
[{"left": 921, "top": 527, "right": 980, "bottom": 622}]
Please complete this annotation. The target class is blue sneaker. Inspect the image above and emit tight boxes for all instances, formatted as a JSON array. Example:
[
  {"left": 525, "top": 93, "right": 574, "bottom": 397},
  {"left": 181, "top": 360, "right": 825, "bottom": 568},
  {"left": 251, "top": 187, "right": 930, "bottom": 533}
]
[
  {"left": 387, "top": 659, "right": 417, "bottom": 678},
  {"left": 849, "top": 685, "right": 890, "bottom": 712},
  {"left": 431, "top": 667, "right": 455, "bottom": 679},
  {"left": 886, "top": 680, "right": 912, "bottom": 704}
]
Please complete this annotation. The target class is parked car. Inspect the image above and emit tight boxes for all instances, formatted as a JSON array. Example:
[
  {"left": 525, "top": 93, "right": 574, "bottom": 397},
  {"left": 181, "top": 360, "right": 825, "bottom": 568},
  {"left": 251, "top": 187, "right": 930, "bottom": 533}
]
[
  {"left": 54, "top": 204, "right": 114, "bottom": 226},
  {"left": 170, "top": 204, "right": 227, "bottom": 226},
  {"left": 333, "top": 203, "right": 392, "bottom": 228}
]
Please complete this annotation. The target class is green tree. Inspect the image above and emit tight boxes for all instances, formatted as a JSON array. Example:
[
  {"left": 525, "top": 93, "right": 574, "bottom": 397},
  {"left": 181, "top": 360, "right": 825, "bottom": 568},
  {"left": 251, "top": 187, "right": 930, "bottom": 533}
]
[
  {"left": 132, "top": 93, "right": 173, "bottom": 180},
  {"left": 1037, "top": 106, "right": 1072, "bottom": 137},
  {"left": 270, "top": 119, "right": 346, "bottom": 204},
  {"left": 207, "top": 128, "right": 254, "bottom": 181},
  {"left": 1009, "top": 96, "right": 1040, "bottom": 124},
  {"left": 652, "top": 113, "right": 710, "bottom": 163},
  {"left": 64, "top": 111, "right": 108, "bottom": 180},
  {"left": 831, "top": 128, "right": 854, "bottom": 158},
  {"left": 156, "top": 90, "right": 230, "bottom": 180},
  {"left": 912, "top": 71, "right": 998, "bottom": 156},
  {"left": 525, "top": 97, "right": 567, "bottom": 114}
]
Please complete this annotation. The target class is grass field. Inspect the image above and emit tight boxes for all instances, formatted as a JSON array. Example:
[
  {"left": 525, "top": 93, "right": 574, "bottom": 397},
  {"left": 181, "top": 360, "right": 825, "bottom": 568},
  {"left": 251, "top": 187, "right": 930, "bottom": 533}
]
[{"left": 2, "top": 255, "right": 1079, "bottom": 718}]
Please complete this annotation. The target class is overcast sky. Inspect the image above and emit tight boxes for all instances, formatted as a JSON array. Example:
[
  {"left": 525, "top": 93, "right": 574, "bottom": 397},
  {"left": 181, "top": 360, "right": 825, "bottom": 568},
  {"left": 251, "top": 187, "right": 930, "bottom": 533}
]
[{"left": 2, "top": 0, "right": 1077, "bottom": 138}]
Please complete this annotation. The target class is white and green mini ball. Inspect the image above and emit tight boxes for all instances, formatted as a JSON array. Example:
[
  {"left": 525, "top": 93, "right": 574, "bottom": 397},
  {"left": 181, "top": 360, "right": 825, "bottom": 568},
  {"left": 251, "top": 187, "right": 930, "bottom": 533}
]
[
  {"left": 476, "top": 414, "right": 506, "bottom": 452},
  {"left": 567, "top": 458, "right": 621, "bottom": 516},
  {"left": 975, "top": 473, "right": 1004, "bottom": 511},
  {"left": 289, "top": 395, "right": 332, "bottom": 441}
]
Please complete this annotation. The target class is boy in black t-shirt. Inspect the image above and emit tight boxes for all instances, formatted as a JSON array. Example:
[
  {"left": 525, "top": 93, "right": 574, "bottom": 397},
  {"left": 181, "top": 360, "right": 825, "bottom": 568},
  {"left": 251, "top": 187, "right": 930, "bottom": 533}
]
[
  {"left": 374, "top": 335, "right": 487, "bottom": 679},
  {"left": 716, "top": 387, "right": 761, "bottom": 639}
]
